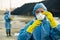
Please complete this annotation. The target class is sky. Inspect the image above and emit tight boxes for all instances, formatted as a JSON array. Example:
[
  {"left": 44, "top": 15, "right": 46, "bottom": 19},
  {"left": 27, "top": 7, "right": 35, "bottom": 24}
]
[{"left": 0, "top": 0, "right": 44, "bottom": 10}]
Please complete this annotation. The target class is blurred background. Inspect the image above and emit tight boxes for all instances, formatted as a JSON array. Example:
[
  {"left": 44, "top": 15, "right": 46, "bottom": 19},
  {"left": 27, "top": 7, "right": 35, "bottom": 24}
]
[{"left": 0, "top": 0, "right": 60, "bottom": 40}]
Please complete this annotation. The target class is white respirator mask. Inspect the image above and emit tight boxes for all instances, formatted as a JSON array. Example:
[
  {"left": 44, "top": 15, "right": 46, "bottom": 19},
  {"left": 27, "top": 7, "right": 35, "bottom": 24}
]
[{"left": 36, "top": 13, "right": 45, "bottom": 20}]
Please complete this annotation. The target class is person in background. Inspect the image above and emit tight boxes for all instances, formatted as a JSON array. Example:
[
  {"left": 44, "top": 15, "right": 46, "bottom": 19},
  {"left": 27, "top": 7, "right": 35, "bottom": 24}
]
[
  {"left": 4, "top": 9, "right": 12, "bottom": 37},
  {"left": 18, "top": 3, "right": 60, "bottom": 40}
]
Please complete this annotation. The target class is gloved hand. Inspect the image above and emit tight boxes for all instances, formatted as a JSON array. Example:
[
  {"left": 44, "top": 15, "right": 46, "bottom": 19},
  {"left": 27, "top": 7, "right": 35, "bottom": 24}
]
[
  {"left": 10, "top": 16, "right": 13, "bottom": 21},
  {"left": 42, "top": 11, "right": 58, "bottom": 28},
  {"left": 26, "top": 20, "right": 41, "bottom": 34}
]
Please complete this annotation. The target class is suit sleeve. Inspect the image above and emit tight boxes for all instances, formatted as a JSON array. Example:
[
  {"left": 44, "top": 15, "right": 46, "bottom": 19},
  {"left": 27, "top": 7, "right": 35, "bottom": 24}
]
[
  {"left": 18, "top": 20, "right": 34, "bottom": 40},
  {"left": 50, "top": 24, "right": 60, "bottom": 40}
]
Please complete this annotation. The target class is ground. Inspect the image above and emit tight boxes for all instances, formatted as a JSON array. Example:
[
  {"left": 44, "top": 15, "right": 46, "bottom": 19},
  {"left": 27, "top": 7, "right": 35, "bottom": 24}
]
[
  {"left": 0, "top": 36, "right": 17, "bottom": 40},
  {"left": 0, "top": 28, "right": 17, "bottom": 40}
]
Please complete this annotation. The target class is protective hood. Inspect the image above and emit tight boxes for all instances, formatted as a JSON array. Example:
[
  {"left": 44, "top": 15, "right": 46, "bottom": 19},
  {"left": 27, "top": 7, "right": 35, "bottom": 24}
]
[{"left": 32, "top": 3, "right": 47, "bottom": 19}]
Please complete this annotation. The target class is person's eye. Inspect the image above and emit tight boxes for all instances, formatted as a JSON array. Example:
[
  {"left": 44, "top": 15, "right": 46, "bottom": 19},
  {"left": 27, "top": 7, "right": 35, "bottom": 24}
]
[
  {"left": 35, "top": 12, "right": 39, "bottom": 15},
  {"left": 41, "top": 11, "right": 44, "bottom": 13},
  {"left": 36, "top": 11, "right": 39, "bottom": 13}
]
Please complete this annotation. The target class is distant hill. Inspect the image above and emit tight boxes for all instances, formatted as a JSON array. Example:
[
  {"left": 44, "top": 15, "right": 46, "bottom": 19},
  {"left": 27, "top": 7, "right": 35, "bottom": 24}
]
[
  {"left": 11, "top": 0, "right": 60, "bottom": 17},
  {"left": 11, "top": 3, "right": 36, "bottom": 16}
]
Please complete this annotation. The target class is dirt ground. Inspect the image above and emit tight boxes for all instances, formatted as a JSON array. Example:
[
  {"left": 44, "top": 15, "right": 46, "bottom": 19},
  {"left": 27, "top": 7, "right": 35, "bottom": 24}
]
[
  {"left": 0, "top": 36, "right": 17, "bottom": 40},
  {"left": 0, "top": 28, "right": 17, "bottom": 40}
]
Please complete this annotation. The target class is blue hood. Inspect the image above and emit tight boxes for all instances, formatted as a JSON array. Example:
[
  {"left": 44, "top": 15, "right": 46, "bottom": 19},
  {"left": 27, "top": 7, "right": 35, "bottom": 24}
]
[{"left": 32, "top": 3, "right": 47, "bottom": 19}]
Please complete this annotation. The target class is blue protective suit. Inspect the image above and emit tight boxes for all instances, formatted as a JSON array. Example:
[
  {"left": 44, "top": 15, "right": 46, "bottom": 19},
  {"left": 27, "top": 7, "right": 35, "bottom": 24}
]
[
  {"left": 18, "top": 3, "right": 60, "bottom": 40},
  {"left": 4, "top": 11, "right": 11, "bottom": 31}
]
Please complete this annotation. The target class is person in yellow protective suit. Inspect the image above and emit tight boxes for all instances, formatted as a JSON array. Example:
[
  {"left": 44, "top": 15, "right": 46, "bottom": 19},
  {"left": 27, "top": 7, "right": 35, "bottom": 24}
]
[{"left": 18, "top": 3, "right": 60, "bottom": 40}]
